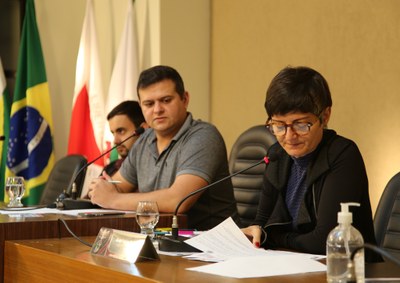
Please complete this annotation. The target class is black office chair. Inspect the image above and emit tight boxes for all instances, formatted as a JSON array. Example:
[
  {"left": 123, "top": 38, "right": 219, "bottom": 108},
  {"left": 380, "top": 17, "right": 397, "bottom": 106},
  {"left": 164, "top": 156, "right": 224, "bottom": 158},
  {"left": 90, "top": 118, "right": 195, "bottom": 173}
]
[
  {"left": 228, "top": 125, "right": 277, "bottom": 227},
  {"left": 39, "top": 154, "right": 87, "bottom": 205},
  {"left": 374, "top": 171, "right": 400, "bottom": 260}
]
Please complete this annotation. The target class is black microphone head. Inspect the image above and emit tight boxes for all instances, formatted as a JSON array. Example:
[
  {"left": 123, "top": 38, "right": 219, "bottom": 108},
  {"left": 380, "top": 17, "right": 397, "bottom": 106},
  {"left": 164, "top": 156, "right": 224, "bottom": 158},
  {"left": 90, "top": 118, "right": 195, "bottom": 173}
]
[
  {"left": 0, "top": 136, "right": 5, "bottom": 141},
  {"left": 135, "top": 127, "right": 145, "bottom": 135}
]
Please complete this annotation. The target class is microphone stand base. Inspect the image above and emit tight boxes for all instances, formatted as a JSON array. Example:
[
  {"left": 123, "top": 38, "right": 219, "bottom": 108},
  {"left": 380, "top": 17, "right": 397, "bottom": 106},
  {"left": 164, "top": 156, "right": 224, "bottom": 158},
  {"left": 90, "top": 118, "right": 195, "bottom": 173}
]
[
  {"left": 61, "top": 198, "right": 100, "bottom": 210},
  {"left": 158, "top": 235, "right": 201, "bottom": 253}
]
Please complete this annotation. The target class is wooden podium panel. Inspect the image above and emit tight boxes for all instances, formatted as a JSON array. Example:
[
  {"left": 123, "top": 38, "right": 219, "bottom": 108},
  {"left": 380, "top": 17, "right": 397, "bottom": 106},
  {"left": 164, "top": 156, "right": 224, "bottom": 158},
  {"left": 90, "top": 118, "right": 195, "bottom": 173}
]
[
  {"left": 4, "top": 237, "right": 328, "bottom": 283},
  {"left": 0, "top": 212, "right": 184, "bottom": 283},
  {"left": 4, "top": 239, "right": 158, "bottom": 283}
]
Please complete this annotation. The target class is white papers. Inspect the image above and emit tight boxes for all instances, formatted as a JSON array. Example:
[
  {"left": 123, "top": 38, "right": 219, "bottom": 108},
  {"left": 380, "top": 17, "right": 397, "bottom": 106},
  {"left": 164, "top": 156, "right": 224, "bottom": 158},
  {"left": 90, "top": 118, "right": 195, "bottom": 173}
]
[
  {"left": 187, "top": 255, "right": 326, "bottom": 278},
  {"left": 185, "top": 217, "right": 268, "bottom": 261},
  {"left": 184, "top": 217, "right": 327, "bottom": 278},
  {"left": 0, "top": 207, "right": 131, "bottom": 216}
]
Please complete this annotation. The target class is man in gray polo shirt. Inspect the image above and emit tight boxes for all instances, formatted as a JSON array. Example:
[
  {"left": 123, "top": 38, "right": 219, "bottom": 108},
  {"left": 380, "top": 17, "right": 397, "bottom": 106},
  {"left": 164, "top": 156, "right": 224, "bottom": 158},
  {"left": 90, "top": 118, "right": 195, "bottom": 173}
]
[{"left": 88, "top": 65, "right": 239, "bottom": 230}]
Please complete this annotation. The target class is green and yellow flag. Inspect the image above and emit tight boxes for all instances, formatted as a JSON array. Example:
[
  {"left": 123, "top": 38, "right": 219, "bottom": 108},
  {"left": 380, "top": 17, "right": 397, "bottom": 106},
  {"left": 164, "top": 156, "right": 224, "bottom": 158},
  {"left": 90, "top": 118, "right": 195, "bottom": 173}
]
[
  {"left": 0, "top": 58, "right": 11, "bottom": 201},
  {"left": 6, "top": 0, "right": 54, "bottom": 205}
]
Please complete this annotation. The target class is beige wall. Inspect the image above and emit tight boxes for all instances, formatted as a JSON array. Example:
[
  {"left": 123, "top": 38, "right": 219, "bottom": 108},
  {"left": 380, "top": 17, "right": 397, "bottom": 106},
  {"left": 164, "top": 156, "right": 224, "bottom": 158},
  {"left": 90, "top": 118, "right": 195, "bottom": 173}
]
[
  {"left": 212, "top": 0, "right": 400, "bottom": 213},
  {"left": 160, "top": 0, "right": 211, "bottom": 121}
]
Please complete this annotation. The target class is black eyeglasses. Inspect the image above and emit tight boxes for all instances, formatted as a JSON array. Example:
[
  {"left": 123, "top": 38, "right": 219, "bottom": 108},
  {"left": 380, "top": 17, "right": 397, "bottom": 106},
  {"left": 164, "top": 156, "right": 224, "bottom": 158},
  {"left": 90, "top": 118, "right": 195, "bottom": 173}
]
[{"left": 266, "top": 119, "right": 319, "bottom": 136}]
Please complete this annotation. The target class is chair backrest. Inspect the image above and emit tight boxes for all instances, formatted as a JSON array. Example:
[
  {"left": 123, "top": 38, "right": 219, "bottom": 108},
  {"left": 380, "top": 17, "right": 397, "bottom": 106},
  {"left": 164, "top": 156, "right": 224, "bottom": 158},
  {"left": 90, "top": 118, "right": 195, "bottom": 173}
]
[
  {"left": 39, "top": 154, "right": 87, "bottom": 205},
  {"left": 374, "top": 172, "right": 400, "bottom": 259},
  {"left": 228, "top": 125, "right": 277, "bottom": 227}
]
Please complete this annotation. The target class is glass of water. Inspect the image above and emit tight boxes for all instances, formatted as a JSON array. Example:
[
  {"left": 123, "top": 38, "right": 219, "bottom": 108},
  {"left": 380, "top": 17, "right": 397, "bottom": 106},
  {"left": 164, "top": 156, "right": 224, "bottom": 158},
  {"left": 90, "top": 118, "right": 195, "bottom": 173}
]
[
  {"left": 6, "top": 176, "right": 25, "bottom": 207},
  {"left": 136, "top": 201, "right": 159, "bottom": 239}
]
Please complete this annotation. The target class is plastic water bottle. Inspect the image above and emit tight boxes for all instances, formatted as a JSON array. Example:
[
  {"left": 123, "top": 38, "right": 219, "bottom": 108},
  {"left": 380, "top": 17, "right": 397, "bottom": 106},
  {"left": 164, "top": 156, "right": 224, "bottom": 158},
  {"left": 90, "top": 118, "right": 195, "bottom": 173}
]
[{"left": 326, "top": 202, "right": 364, "bottom": 283}]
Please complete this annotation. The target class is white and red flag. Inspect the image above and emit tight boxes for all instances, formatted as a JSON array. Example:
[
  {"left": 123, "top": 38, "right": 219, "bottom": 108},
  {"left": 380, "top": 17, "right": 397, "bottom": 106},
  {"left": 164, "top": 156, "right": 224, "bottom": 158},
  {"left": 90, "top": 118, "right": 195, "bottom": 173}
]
[
  {"left": 103, "top": 0, "right": 140, "bottom": 164},
  {"left": 68, "top": 0, "right": 105, "bottom": 168}
]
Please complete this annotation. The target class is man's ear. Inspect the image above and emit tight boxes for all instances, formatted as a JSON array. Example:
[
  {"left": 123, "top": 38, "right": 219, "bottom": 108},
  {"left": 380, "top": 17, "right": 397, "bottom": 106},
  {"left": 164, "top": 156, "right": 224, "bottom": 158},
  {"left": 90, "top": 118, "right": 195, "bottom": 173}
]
[{"left": 183, "top": 91, "right": 190, "bottom": 108}]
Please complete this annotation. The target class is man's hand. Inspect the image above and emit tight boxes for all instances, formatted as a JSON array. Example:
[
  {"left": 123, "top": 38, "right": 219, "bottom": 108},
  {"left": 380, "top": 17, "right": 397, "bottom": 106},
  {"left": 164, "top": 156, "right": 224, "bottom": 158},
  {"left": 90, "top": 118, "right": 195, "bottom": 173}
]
[{"left": 87, "top": 178, "right": 119, "bottom": 208}]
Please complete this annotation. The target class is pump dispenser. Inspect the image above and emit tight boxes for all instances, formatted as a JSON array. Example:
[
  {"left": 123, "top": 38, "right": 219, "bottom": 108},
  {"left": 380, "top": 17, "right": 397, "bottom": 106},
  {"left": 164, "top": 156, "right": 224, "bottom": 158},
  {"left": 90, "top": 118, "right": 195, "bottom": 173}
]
[{"left": 326, "top": 203, "right": 364, "bottom": 283}]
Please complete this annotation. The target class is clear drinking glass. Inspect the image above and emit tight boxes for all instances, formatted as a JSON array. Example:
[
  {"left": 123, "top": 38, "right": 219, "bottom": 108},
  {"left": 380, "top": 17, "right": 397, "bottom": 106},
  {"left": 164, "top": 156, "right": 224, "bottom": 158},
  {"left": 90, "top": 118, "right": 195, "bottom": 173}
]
[
  {"left": 5, "top": 176, "right": 25, "bottom": 207},
  {"left": 136, "top": 201, "right": 160, "bottom": 239}
]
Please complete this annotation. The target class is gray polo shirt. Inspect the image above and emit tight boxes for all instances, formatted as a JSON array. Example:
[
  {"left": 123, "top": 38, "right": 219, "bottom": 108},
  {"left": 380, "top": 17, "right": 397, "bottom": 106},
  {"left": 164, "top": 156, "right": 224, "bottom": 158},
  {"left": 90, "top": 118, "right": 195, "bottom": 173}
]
[{"left": 120, "top": 113, "right": 239, "bottom": 230}]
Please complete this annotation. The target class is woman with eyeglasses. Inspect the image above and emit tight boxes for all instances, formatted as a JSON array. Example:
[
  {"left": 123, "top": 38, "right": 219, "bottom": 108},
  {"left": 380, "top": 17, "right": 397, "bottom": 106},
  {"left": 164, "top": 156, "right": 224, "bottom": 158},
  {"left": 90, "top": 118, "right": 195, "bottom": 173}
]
[{"left": 241, "top": 66, "right": 379, "bottom": 262}]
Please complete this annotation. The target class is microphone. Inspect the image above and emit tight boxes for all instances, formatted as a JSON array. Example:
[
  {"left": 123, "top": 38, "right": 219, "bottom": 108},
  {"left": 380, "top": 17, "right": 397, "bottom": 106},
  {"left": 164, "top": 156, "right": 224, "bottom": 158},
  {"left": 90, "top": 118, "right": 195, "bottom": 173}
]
[
  {"left": 52, "top": 127, "right": 145, "bottom": 209},
  {"left": 0, "top": 136, "right": 5, "bottom": 141},
  {"left": 158, "top": 153, "right": 278, "bottom": 252}
]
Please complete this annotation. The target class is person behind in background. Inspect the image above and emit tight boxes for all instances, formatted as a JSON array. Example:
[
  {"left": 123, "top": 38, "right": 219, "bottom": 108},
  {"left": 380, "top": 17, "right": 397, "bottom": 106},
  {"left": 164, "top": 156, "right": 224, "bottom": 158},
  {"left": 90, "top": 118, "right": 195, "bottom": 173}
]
[
  {"left": 102, "top": 100, "right": 147, "bottom": 176},
  {"left": 88, "top": 65, "right": 239, "bottom": 230},
  {"left": 242, "top": 66, "right": 379, "bottom": 261}
]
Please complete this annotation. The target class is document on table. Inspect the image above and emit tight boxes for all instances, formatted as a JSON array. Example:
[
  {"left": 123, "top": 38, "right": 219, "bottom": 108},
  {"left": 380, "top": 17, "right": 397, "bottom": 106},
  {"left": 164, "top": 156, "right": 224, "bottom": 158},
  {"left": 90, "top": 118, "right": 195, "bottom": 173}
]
[
  {"left": 184, "top": 217, "right": 326, "bottom": 278},
  {"left": 185, "top": 217, "right": 269, "bottom": 261},
  {"left": 0, "top": 207, "right": 131, "bottom": 217}
]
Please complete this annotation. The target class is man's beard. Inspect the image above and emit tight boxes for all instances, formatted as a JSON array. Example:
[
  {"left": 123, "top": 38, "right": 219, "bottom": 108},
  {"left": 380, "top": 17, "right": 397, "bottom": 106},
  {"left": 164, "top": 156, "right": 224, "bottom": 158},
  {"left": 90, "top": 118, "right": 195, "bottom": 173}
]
[{"left": 117, "top": 146, "right": 128, "bottom": 158}]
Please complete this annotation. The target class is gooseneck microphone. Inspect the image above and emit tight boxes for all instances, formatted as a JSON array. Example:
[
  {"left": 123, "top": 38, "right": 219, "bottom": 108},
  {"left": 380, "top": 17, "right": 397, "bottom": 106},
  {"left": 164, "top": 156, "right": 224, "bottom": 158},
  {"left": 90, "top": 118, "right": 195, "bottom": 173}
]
[
  {"left": 52, "top": 127, "right": 145, "bottom": 209},
  {"left": 158, "top": 153, "right": 277, "bottom": 252}
]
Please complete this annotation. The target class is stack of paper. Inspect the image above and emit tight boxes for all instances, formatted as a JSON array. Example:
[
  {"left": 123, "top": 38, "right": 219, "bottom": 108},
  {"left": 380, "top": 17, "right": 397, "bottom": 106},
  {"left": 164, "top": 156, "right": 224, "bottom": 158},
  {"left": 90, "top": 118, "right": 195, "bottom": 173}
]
[{"left": 183, "top": 217, "right": 326, "bottom": 278}]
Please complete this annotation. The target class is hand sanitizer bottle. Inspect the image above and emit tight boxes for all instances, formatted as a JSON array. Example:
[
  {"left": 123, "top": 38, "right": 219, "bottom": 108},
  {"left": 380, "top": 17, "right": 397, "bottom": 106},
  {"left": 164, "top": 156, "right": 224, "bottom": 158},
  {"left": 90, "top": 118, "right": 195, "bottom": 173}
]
[{"left": 326, "top": 202, "right": 364, "bottom": 283}]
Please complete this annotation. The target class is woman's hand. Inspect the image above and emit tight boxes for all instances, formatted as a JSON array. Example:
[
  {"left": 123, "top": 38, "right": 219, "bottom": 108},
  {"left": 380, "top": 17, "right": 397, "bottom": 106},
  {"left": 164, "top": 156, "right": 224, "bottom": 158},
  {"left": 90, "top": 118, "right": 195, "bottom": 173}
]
[{"left": 241, "top": 225, "right": 263, "bottom": 248}]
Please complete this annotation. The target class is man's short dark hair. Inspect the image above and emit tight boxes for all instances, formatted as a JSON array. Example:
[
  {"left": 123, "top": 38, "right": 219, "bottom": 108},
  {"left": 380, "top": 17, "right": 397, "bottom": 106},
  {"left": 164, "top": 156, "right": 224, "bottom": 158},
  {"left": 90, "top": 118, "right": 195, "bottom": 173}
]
[
  {"left": 107, "top": 100, "right": 145, "bottom": 128},
  {"left": 136, "top": 65, "right": 185, "bottom": 99}
]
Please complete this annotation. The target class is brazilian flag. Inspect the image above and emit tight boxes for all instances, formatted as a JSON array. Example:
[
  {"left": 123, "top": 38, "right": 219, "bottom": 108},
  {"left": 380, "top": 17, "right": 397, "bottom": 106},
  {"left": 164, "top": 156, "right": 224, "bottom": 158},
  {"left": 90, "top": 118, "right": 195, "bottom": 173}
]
[
  {"left": 0, "top": 58, "right": 11, "bottom": 201},
  {"left": 6, "top": 0, "right": 54, "bottom": 205}
]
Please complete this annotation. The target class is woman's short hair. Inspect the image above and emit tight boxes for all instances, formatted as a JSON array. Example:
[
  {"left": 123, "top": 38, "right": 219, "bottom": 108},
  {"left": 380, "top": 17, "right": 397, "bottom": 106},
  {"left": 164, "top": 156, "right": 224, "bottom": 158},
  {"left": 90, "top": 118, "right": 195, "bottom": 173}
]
[{"left": 265, "top": 66, "right": 332, "bottom": 119}]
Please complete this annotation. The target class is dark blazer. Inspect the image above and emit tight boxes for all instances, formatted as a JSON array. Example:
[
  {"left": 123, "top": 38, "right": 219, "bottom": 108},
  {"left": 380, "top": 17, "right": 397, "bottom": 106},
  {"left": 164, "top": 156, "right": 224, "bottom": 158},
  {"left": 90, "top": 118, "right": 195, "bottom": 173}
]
[{"left": 254, "top": 129, "right": 378, "bottom": 261}]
